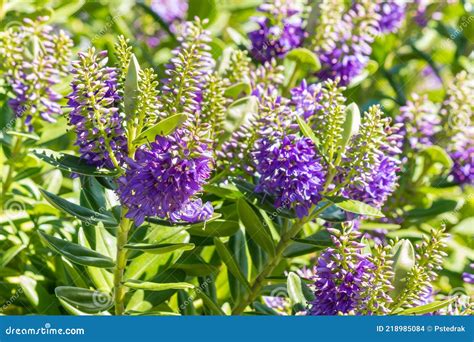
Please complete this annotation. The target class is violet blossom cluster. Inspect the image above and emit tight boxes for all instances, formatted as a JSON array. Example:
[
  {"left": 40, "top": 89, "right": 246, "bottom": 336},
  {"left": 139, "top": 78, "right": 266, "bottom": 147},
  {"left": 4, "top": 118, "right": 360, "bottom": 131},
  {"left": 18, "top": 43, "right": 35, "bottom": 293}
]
[
  {"left": 375, "top": 1, "right": 406, "bottom": 33},
  {"left": 308, "top": 227, "right": 376, "bottom": 315},
  {"left": 0, "top": 17, "right": 72, "bottom": 131},
  {"left": 68, "top": 49, "right": 128, "bottom": 168},
  {"left": 117, "top": 130, "right": 214, "bottom": 225},
  {"left": 248, "top": 0, "right": 306, "bottom": 63},
  {"left": 252, "top": 133, "right": 326, "bottom": 218},
  {"left": 314, "top": 1, "right": 380, "bottom": 86},
  {"left": 117, "top": 20, "right": 215, "bottom": 225}
]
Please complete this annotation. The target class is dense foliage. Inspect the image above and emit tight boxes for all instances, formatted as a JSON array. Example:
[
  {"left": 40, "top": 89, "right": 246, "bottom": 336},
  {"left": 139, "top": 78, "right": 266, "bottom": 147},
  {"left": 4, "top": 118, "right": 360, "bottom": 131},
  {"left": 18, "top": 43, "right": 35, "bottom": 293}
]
[{"left": 0, "top": 0, "right": 473, "bottom": 316}]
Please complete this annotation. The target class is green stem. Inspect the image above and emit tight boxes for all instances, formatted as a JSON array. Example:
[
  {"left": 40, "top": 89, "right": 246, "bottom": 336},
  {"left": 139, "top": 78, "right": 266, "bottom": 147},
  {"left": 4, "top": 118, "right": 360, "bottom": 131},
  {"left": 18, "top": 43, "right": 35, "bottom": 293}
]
[
  {"left": 113, "top": 209, "right": 132, "bottom": 315},
  {"left": 2, "top": 135, "right": 23, "bottom": 201},
  {"left": 232, "top": 202, "right": 331, "bottom": 315}
]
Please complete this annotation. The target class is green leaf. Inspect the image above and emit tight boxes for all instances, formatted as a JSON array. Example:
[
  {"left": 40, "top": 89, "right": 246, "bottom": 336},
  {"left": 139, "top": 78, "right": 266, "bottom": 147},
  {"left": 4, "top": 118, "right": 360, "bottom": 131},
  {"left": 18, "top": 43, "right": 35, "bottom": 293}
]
[
  {"left": 237, "top": 199, "right": 275, "bottom": 257},
  {"left": 252, "top": 302, "right": 279, "bottom": 315},
  {"left": 6, "top": 130, "right": 40, "bottom": 141},
  {"left": 1, "top": 244, "right": 26, "bottom": 268},
  {"left": 125, "top": 225, "right": 190, "bottom": 280},
  {"left": 224, "top": 82, "right": 251, "bottom": 99},
  {"left": 405, "top": 199, "right": 459, "bottom": 219},
  {"left": 287, "top": 272, "right": 306, "bottom": 312},
  {"left": 172, "top": 261, "right": 218, "bottom": 276},
  {"left": 123, "top": 279, "right": 194, "bottom": 291},
  {"left": 196, "top": 290, "right": 225, "bottom": 315},
  {"left": 133, "top": 114, "right": 187, "bottom": 145},
  {"left": 213, "top": 237, "right": 251, "bottom": 291},
  {"left": 325, "top": 196, "right": 384, "bottom": 218},
  {"left": 397, "top": 298, "right": 455, "bottom": 315},
  {"left": 50, "top": 0, "right": 85, "bottom": 22},
  {"left": 421, "top": 145, "right": 453, "bottom": 169},
  {"left": 19, "top": 275, "right": 61, "bottom": 314},
  {"left": 55, "top": 286, "right": 112, "bottom": 313},
  {"left": 452, "top": 217, "right": 474, "bottom": 236},
  {"left": 13, "top": 167, "right": 42, "bottom": 181},
  {"left": 296, "top": 115, "right": 320, "bottom": 147},
  {"left": 31, "top": 149, "right": 118, "bottom": 176},
  {"left": 40, "top": 189, "right": 118, "bottom": 227},
  {"left": 339, "top": 103, "right": 361, "bottom": 149},
  {"left": 124, "top": 53, "right": 141, "bottom": 117},
  {"left": 126, "top": 269, "right": 187, "bottom": 313},
  {"left": 124, "top": 243, "right": 195, "bottom": 254},
  {"left": 188, "top": 219, "right": 239, "bottom": 237},
  {"left": 284, "top": 230, "right": 333, "bottom": 257},
  {"left": 187, "top": 0, "right": 217, "bottom": 24},
  {"left": 358, "top": 222, "right": 401, "bottom": 231},
  {"left": 230, "top": 178, "right": 295, "bottom": 218},
  {"left": 228, "top": 229, "right": 249, "bottom": 302},
  {"left": 39, "top": 231, "right": 115, "bottom": 268},
  {"left": 391, "top": 239, "right": 416, "bottom": 299},
  {"left": 285, "top": 48, "right": 321, "bottom": 72},
  {"left": 224, "top": 96, "right": 259, "bottom": 138}
]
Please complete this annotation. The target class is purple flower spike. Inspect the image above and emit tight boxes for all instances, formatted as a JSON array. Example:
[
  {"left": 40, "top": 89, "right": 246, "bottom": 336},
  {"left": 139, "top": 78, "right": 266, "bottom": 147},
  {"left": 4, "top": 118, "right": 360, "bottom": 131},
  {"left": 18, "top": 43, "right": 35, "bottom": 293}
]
[
  {"left": 117, "top": 130, "right": 214, "bottom": 226},
  {"left": 375, "top": 1, "right": 406, "bottom": 33},
  {"left": 450, "top": 145, "right": 474, "bottom": 185},
  {"left": 68, "top": 49, "right": 127, "bottom": 168},
  {"left": 308, "top": 244, "right": 375, "bottom": 315},
  {"left": 252, "top": 133, "right": 326, "bottom": 218},
  {"left": 248, "top": 1, "right": 305, "bottom": 63},
  {"left": 316, "top": 3, "right": 379, "bottom": 86}
]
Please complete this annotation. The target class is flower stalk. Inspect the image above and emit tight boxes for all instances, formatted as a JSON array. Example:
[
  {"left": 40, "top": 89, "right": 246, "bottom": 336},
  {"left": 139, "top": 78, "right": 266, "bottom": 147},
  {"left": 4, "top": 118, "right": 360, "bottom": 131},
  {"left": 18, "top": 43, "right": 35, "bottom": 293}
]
[{"left": 232, "top": 202, "right": 331, "bottom": 314}]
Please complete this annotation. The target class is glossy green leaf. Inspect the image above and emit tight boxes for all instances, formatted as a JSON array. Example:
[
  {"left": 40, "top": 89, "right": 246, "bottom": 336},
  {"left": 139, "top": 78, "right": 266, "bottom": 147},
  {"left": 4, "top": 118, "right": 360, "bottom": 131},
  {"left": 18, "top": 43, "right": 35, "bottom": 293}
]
[
  {"left": 397, "top": 298, "right": 455, "bottom": 315},
  {"left": 405, "top": 199, "right": 458, "bottom": 219},
  {"left": 287, "top": 272, "right": 306, "bottom": 312},
  {"left": 391, "top": 239, "right": 416, "bottom": 298},
  {"left": 296, "top": 115, "right": 320, "bottom": 147},
  {"left": 224, "top": 82, "right": 252, "bottom": 99},
  {"left": 124, "top": 53, "right": 141, "bottom": 117},
  {"left": 285, "top": 48, "right": 321, "bottom": 71},
  {"left": 284, "top": 230, "right": 333, "bottom": 258},
  {"left": 339, "top": 103, "right": 361, "bottom": 149},
  {"left": 228, "top": 229, "right": 249, "bottom": 302},
  {"left": 40, "top": 189, "right": 118, "bottom": 227},
  {"left": 358, "top": 222, "right": 401, "bottom": 231},
  {"left": 213, "top": 237, "right": 251, "bottom": 291},
  {"left": 421, "top": 145, "right": 453, "bottom": 169},
  {"left": 126, "top": 269, "right": 187, "bottom": 313},
  {"left": 124, "top": 242, "right": 195, "bottom": 254},
  {"left": 325, "top": 196, "right": 385, "bottom": 218},
  {"left": 196, "top": 290, "right": 225, "bottom": 315},
  {"left": 31, "top": 149, "right": 118, "bottom": 176},
  {"left": 237, "top": 199, "right": 275, "bottom": 257},
  {"left": 19, "top": 275, "right": 61, "bottom": 314},
  {"left": 39, "top": 231, "right": 115, "bottom": 268},
  {"left": 6, "top": 130, "right": 39, "bottom": 141},
  {"left": 188, "top": 219, "right": 239, "bottom": 237},
  {"left": 125, "top": 225, "right": 190, "bottom": 280},
  {"left": 133, "top": 114, "right": 187, "bottom": 144},
  {"left": 123, "top": 279, "right": 194, "bottom": 291},
  {"left": 55, "top": 286, "right": 112, "bottom": 313},
  {"left": 230, "top": 178, "right": 295, "bottom": 218}
]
